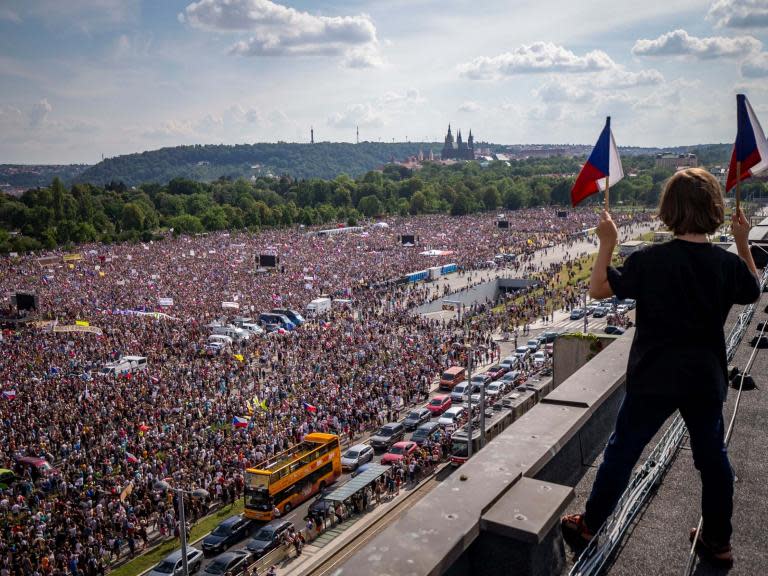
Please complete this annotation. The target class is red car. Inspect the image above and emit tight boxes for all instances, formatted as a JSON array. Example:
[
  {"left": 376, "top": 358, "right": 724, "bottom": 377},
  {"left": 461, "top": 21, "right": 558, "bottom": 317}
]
[
  {"left": 426, "top": 394, "right": 452, "bottom": 416},
  {"left": 484, "top": 365, "right": 508, "bottom": 380},
  {"left": 381, "top": 441, "right": 418, "bottom": 465}
]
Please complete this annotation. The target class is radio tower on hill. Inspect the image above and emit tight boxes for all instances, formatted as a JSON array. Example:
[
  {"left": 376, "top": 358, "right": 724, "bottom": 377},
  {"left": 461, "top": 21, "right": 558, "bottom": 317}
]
[
  {"left": 356, "top": 125, "right": 359, "bottom": 144},
  {"left": 310, "top": 126, "right": 314, "bottom": 144}
]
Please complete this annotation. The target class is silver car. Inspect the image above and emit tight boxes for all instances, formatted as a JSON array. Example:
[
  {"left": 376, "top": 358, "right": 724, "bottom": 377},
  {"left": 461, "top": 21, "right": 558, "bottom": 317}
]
[
  {"left": 147, "top": 546, "right": 204, "bottom": 576},
  {"left": 341, "top": 444, "right": 374, "bottom": 471}
]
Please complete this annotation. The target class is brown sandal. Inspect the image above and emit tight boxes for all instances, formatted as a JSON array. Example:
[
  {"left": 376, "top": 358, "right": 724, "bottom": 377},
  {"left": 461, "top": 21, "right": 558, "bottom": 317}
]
[{"left": 689, "top": 528, "right": 734, "bottom": 569}]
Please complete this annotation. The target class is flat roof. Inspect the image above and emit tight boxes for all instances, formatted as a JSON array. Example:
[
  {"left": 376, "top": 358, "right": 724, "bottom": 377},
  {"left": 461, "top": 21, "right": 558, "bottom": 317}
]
[
  {"left": 324, "top": 464, "right": 390, "bottom": 502},
  {"left": 748, "top": 225, "right": 768, "bottom": 242}
]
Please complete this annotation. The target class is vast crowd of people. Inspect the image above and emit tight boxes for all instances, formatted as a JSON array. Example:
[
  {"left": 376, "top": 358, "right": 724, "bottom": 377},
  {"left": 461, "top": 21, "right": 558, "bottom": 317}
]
[{"left": 0, "top": 208, "right": 653, "bottom": 575}]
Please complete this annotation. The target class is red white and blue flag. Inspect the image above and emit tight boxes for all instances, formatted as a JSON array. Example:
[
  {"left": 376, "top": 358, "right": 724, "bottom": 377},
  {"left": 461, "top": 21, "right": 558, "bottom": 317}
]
[
  {"left": 2, "top": 389, "right": 16, "bottom": 400},
  {"left": 302, "top": 402, "right": 318, "bottom": 414},
  {"left": 232, "top": 416, "right": 249, "bottom": 428},
  {"left": 726, "top": 94, "right": 768, "bottom": 192},
  {"left": 571, "top": 116, "right": 624, "bottom": 206}
]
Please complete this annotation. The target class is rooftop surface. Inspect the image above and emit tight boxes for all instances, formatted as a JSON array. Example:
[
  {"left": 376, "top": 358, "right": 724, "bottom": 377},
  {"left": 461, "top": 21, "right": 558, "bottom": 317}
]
[{"left": 565, "top": 287, "right": 768, "bottom": 575}]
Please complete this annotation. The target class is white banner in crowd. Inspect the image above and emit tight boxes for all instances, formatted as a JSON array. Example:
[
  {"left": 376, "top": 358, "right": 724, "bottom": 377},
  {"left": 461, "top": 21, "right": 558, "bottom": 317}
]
[
  {"left": 158, "top": 298, "right": 174, "bottom": 307},
  {"left": 222, "top": 301, "right": 240, "bottom": 309}
]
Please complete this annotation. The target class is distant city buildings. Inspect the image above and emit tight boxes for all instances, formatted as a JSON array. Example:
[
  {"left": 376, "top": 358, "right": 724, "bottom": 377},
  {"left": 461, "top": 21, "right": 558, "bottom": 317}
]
[
  {"left": 441, "top": 124, "right": 475, "bottom": 160},
  {"left": 654, "top": 153, "right": 698, "bottom": 170}
]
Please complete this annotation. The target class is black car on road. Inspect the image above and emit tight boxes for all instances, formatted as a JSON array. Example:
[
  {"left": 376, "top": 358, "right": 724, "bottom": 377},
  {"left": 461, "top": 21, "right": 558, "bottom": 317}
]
[
  {"left": 403, "top": 407, "right": 431, "bottom": 431},
  {"left": 202, "top": 550, "right": 250, "bottom": 575},
  {"left": 202, "top": 515, "right": 255, "bottom": 556},
  {"left": 246, "top": 520, "right": 294, "bottom": 560}
]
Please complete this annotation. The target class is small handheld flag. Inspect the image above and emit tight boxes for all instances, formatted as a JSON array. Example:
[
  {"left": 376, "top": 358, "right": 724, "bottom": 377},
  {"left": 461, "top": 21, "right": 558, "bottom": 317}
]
[
  {"left": 726, "top": 94, "right": 768, "bottom": 213},
  {"left": 302, "top": 401, "right": 318, "bottom": 414},
  {"left": 571, "top": 116, "right": 624, "bottom": 208},
  {"left": 232, "top": 416, "right": 249, "bottom": 428}
]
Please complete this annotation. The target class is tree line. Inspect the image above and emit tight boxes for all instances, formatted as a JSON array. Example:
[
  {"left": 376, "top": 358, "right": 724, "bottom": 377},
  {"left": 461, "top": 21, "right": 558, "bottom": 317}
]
[{"left": 1, "top": 156, "right": 761, "bottom": 254}]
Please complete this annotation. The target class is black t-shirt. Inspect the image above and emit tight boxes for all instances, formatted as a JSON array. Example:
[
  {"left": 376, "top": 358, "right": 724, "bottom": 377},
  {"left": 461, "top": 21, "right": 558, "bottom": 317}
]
[{"left": 607, "top": 239, "right": 760, "bottom": 400}]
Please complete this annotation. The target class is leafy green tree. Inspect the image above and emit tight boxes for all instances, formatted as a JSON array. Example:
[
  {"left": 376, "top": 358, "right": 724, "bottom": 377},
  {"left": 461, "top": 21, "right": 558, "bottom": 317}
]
[
  {"left": 121, "top": 203, "right": 146, "bottom": 230},
  {"left": 358, "top": 195, "right": 382, "bottom": 217},
  {"left": 450, "top": 194, "right": 469, "bottom": 216},
  {"left": 168, "top": 214, "right": 204, "bottom": 235},
  {"left": 409, "top": 191, "right": 427, "bottom": 214},
  {"left": 481, "top": 185, "right": 501, "bottom": 210},
  {"left": 201, "top": 206, "right": 228, "bottom": 230}
]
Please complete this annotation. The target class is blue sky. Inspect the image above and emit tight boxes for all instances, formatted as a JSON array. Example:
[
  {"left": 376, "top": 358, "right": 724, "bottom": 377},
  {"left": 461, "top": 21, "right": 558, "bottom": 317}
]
[{"left": 1, "top": 0, "right": 767, "bottom": 163}]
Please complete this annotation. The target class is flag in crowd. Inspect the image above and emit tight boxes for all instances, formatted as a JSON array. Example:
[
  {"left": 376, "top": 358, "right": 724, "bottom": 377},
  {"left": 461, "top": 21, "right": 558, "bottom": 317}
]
[
  {"left": 303, "top": 402, "right": 318, "bottom": 414},
  {"left": 1, "top": 390, "right": 16, "bottom": 400},
  {"left": 571, "top": 116, "right": 624, "bottom": 206},
  {"left": 232, "top": 416, "right": 249, "bottom": 428},
  {"left": 727, "top": 93, "right": 768, "bottom": 191}
]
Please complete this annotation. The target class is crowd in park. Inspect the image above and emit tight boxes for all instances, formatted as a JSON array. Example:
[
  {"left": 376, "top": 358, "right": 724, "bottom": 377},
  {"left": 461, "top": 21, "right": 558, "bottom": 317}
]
[{"left": 0, "top": 208, "right": 653, "bottom": 575}]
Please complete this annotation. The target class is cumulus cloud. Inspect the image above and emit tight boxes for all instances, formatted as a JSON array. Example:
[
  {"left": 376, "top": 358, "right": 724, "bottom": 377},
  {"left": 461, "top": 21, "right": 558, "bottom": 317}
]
[
  {"left": 742, "top": 52, "right": 768, "bottom": 76},
  {"left": 181, "top": 0, "right": 381, "bottom": 68},
  {"left": 458, "top": 101, "right": 481, "bottom": 112},
  {"left": 632, "top": 29, "right": 761, "bottom": 59},
  {"left": 708, "top": 0, "right": 768, "bottom": 28},
  {"left": 458, "top": 42, "right": 615, "bottom": 80}
]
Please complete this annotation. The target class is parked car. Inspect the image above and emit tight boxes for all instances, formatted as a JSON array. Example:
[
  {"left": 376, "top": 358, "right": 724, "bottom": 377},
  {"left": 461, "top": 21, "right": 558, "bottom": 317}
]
[
  {"left": 202, "top": 550, "right": 249, "bottom": 575},
  {"left": 499, "top": 355, "right": 519, "bottom": 370},
  {"left": 484, "top": 364, "right": 507, "bottom": 380},
  {"left": 570, "top": 308, "right": 586, "bottom": 320},
  {"left": 539, "top": 331, "right": 560, "bottom": 343},
  {"left": 470, "top": 373, "right": 491, "bottom": 388},
  {"left": 450, "top": 381, "right": 472, "bottom": 404},
  {"left": 369, "top": 422, "right": 405, "bottom": 451},
  {"left": 246, "top": 520, "right": 294, "bottom": 559},
  {"left": 526, "top": 339, "right": 540, "bottom": 352},
  {"left": 485, "top": 381, "right": 506, "bottom": 401},
  {"left": 15, "top": 456, "right": 58, "bottom": 479},
  {"left": 438, "top": 406, "right": 466, "bottom": 429},
  {"left": 411, "top": 421, "right": 444, "bottom": 446},
  {"left": 341, "top": 444, "right": 374, "bottom": 471},
  {"left": 308, "top": 492, "right": 335, "bottom": 519},
  {"left": 533, "top": 351, "right": 547, "bottom": 366},
  {"left": 426, "top": 394, "right": 452, "bottom": 416},
  {"left": 514, "top": 346, "right": 530, "bottom": 360},
  {"left": 592, "top": 306, "right": 608, "bottom": 318},
  {"left": 147, "top": 546, "right": 204, "bottom": 576},
  {"left": 403, "top": 407, "right": 432, "bottom": 431},
  {"left": 500, "top": 370, "right": 521, "bottom": 386},
  {"left": 202, "top": 515, "right": 254, "bottom": 556},
  {"left": 605, "top": 326, "right": 626, "bottom": 335},
  {"left": 381, "top": 441, "right": 418, "bottom": 465},
  {"left": 270, "top": 308, "right": 305, "bottom": 326},
  {"left": 623, "top": 298, "right": 637, "bottom": 310}
]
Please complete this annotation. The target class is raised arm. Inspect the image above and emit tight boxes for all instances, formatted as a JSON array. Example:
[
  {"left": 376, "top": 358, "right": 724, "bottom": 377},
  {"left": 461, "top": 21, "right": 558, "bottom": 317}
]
[{"left": 589, "top": 210, "right": 618, "bottom": 299}]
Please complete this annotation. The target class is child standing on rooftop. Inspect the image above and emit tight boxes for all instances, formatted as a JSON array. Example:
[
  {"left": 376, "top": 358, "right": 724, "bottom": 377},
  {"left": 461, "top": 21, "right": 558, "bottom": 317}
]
[{"left": 561, "top": 167, "right": 760, "bottom": 569}]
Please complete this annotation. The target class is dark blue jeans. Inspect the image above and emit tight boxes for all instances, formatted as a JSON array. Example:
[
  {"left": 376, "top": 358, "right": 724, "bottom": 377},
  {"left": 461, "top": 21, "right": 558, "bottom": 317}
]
[{"left": 584, "top": 392, "right": 733, "bottom": 545}]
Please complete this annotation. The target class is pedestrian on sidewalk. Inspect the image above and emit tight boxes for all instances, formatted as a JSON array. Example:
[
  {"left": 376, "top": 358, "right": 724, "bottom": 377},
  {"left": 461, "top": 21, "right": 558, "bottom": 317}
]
[{"left": 561, "top": 169, "right": 760, "bottom": 570}]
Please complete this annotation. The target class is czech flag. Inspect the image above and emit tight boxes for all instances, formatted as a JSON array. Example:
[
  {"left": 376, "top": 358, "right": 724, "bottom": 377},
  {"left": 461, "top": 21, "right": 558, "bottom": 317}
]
[
  {"left": 726, "top": 94, "right": 768, "bottom": 192},
  {"left": 302, "top": 402, "right": 318, "bottom": 414},
  {"left": 232, "top": 416, "right": 249, "bottom": 428},
  {"left": 2, "top": 389, "right": 16, "bottom": 400},
  {"left": 125, "top": 452, "right": 139, "bottom": 464},
  {"left": 571, "top": 116, "right": 624, "bottom": 206}
]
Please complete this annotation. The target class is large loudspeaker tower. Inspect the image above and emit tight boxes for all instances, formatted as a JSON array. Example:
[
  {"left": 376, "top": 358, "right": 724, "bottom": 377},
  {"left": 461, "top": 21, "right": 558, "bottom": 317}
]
[
  {"left": 497, "top": 220, "right": 509, "bottom": 229},
  {"left": 399, "top": 234, "right": 417, "bottom": 245},
  {"left": 557, "top": 210, "right": 568, "bottom": 218},
  {"left": 15, "top": 292, "right": 37, "bottom": 311}
]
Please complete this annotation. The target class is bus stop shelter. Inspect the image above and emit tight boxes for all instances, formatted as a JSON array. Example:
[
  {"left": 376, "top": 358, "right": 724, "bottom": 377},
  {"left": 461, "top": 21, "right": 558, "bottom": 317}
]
[{"left": 323, "top": 464, "right": 390, "bottom": 503}]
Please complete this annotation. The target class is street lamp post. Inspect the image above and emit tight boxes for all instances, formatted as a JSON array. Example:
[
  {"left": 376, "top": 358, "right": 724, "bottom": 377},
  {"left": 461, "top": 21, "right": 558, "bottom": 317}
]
[
  {"left": 154, "top": 480, "right": 210, "bottom": 576},
  {"left": 583, "top": 291, "right": 588, "bottom": 334}
]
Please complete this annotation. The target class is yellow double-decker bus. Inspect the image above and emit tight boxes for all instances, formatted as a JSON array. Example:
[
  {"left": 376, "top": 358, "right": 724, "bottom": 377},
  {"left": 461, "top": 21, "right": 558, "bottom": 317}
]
[{"left": 244, "top": 432, "right": 341, "bottom": 520}]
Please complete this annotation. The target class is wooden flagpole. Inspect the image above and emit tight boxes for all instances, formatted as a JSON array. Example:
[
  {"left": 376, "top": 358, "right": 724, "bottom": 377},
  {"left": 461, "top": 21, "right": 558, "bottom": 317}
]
[
  {"left": 605, "top": 175, "right": 610, "bottom": 212},
  {"left": 735, "top": 161, "right": 741, "bottom": 215}
]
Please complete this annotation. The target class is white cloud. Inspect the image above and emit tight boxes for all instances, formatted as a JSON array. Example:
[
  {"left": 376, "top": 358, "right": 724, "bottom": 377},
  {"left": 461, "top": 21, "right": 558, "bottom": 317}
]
[
  {"left": 742, "top": 52, "right": 768, "bottom": 76},
  {"left": 708, "top": 0, "right": 768, "bottom": 28},
  {"left": 458, "top": 42, "right": 615, "bottom": 80},
  {"left": 3, "top": 0, "right": 139, "bottom": 30},
  {"left": 327, "top": 103, "right": 385, "bottom": 129},
  {"left": 458, "top": 101, "right": 481, "bottom": 112},
  {"left": 602, "top": 68, "right": 664, "bottom": 88},
  {"left": 181, "top": 0, "right": 381, "bottom": 68},
  {"left": 382, "top": 89, "right": 426, "bottom": 104},
  {"left": 28, "top": 98, "right": 52, "bottom": 128},
  {"left": 632, "top": 29, "right": 761, "bottom": 59}
]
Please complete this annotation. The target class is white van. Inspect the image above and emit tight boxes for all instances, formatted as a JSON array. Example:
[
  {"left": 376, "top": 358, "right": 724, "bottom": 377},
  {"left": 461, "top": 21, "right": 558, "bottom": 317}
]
[
  {"left": 100, "top": 355, "right": 148, "bottom": 376},
  {"left": 306, "top": 297, "right": 332, "bottom": 316},
  {"left": 239, "top": 322, "right": 264, "bottom": 336},
  {"left": 212, "top": 325, "right": 251, "bottom": 342}
]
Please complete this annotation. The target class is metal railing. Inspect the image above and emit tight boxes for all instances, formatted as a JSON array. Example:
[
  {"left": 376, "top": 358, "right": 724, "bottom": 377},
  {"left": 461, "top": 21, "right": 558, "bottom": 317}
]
[{"left": 570, "top": 268, "right": 768, "bottom": 576}]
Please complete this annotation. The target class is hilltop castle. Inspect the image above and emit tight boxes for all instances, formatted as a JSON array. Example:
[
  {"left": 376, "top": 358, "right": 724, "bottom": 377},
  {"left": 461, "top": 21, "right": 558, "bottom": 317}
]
[{"left": 441, "top": 124, "right": 475, "bottom": 160}]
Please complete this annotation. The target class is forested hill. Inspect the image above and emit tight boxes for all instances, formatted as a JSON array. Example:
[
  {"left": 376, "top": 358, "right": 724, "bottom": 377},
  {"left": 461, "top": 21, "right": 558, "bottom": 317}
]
[{"left": 78, "top": 142, "right": 442, "bottom": 186}]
